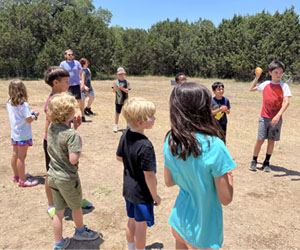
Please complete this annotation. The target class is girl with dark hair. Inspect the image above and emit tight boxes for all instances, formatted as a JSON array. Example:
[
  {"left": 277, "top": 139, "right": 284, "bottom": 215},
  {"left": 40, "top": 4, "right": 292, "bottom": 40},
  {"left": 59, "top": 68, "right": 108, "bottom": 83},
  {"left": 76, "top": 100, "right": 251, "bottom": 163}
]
[{"left": 164, "top": 82, "right": 236, "bottom": 249}]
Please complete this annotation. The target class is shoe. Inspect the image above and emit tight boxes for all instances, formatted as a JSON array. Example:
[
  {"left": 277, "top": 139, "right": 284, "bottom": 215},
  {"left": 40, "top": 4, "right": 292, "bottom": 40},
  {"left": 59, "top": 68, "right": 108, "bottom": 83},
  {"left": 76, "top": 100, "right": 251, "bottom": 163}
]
[
  {"left": 87, "top": 108, "right": 94, "bottom": 115},
  {"left": 82, "top": 199, "right": 93, "bottom": 209},
  {"left": 249, "top": 160, "right": 257, "bottom": 171},
  {"left": 54, "top": 237, "right": 70, "bottom": 250},
  {"left": 113, "top": 124, "right": 118, "bottom": 133},
  {"left": 13, "top": 176, "right": 19, "bottom": 183},
  {"left": 84, "top": 107, "right": 90, "bottom": 116},
  {"left": 82, "top": 116, "right": 87, "bottom": 122},
  {"left": 18, "top": 178, "right": 39, "bottom": 187},
  {"left": 263, "top": 162, "right": 271, "bottom": 172},
  {"left": 73, "top": 225, "right": 100, "bottom": 241},
  {"left": 47, "top": 206, "right": 55, "bottom": 219}
]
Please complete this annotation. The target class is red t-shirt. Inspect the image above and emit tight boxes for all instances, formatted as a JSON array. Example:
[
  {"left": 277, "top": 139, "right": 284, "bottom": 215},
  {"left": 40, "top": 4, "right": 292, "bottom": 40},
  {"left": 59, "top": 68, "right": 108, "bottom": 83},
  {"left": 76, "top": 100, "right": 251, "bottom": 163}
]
[{"left": 257, "top": 81, "right": 292, "bottom": 119}]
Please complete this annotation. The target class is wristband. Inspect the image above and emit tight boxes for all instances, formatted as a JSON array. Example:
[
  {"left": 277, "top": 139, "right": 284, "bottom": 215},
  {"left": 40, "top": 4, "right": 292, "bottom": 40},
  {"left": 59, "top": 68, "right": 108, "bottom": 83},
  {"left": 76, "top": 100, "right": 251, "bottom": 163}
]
[{"left": 31, "top": 112, "right": 38, "bottom": 120}]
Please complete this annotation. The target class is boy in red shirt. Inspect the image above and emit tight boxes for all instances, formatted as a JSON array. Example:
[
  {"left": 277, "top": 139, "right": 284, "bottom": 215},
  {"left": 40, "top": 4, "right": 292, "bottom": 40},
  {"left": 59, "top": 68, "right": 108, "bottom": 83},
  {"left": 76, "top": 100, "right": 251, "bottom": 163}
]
[{"left": 249, "top": 61, "right": 292, "bottom": 172}]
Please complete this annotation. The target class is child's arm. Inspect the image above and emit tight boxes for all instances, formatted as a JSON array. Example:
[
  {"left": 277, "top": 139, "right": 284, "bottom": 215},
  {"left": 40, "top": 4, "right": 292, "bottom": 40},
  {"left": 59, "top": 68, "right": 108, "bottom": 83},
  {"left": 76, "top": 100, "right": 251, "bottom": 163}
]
[
  {"left": 270, "top": 96, "right": 290, "bottom": 126},
  {"left": 214, "top": 171, "right": 234, "bottom": 206},
  {"left": 45, "top": 119, "right": 50, "bottom": 135},
  {"left": 144, "top": 171, "right": 161, "bottom": 206},
  {"left": 211, "top": 106, "right": 228, "bottom": 116},
  {"left": 25, "top": 110, "right": 39, "bottom": 124},
  {"left": 118, "top": 85, "right": 129, "bottom": 94},
  {"left": 69, "top": 152, "right": 81, "bottom": 165},
  {"left": 164, "top": 166, "right": 176, "bottom": 187},
  {"left": 116, "top": 156, "right": 123, "bottom": 162},
  {"left": 113, "top": 82, "right": 117, "bottom": 93},
  {"left": 250, "top": 70, "right": 262, "bottom": 91}
]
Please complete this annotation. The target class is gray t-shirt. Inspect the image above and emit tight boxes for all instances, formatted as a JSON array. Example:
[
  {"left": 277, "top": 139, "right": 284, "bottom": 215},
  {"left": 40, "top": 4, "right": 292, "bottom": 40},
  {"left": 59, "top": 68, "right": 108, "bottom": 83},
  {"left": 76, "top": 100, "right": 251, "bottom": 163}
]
[{"left": 47, "top": 123, "right": 82, "bottom": 181}]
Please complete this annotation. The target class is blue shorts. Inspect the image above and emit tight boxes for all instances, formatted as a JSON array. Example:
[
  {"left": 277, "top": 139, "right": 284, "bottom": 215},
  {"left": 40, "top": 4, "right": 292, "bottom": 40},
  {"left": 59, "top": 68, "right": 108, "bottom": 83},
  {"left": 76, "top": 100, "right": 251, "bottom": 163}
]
[
  {"left": 81, "top": 88, "right": 95, "bottom": 99},
  {"left": 125, "top": 199, "right": 154, "bottom": 227},
  {"left": 11, "top": 138, "right": 33, "bottom": 146}
]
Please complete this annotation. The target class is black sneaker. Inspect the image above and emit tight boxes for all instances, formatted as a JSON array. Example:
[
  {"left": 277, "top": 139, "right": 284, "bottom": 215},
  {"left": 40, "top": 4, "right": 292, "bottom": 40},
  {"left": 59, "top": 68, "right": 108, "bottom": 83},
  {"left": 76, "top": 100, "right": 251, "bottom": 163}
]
[
  {"left": 82, "top": 116, "right": 87, "bottom": 122},
  {"left": 84, "top": 107, "right": 90, "bottom": 116},
  {"left": 87, "top": 108, "right": 94, "bottom": 115}
]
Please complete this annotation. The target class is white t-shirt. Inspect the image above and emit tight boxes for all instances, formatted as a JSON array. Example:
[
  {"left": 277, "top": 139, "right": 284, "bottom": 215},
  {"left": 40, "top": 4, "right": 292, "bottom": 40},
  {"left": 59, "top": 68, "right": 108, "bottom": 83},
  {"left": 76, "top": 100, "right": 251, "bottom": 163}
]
[{"left": 7, "top": 101, "right": 32, "bottom": 141}]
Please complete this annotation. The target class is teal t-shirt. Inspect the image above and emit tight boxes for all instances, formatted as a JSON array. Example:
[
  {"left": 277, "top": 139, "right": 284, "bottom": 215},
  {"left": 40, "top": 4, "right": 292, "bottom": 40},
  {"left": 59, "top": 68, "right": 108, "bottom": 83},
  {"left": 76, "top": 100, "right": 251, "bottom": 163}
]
[{"left": 164, "top": 134, "right": 236, "bottom": 249}]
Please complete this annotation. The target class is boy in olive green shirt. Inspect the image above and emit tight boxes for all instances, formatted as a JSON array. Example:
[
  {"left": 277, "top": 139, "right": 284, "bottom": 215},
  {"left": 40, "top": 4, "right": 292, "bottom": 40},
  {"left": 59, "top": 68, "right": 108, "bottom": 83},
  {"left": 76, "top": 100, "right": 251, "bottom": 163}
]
[{"left": 47, "top": 93, "right": 99, "bottom": 249}]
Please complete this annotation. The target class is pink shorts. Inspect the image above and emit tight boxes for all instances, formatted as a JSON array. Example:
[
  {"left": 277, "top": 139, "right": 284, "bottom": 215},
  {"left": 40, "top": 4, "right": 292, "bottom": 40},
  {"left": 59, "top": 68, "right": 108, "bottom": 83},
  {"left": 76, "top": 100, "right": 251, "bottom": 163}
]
[{"left": 11, "top": 138, "right": 33, "bottom": 146}]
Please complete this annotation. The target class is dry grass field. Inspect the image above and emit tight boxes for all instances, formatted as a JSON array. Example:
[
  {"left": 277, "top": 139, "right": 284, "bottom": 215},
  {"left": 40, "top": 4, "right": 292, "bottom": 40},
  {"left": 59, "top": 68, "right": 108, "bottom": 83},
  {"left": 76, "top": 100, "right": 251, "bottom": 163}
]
[{"left": 0, "top": 76, "right": 300, "bottom": 249}]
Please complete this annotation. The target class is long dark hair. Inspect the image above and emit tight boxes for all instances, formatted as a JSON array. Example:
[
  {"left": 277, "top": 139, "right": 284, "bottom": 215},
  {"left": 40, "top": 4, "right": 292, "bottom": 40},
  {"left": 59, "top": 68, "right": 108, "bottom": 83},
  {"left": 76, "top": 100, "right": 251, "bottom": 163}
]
[{"left": 166, "top": 82, "right": 224, "bottom": 160}]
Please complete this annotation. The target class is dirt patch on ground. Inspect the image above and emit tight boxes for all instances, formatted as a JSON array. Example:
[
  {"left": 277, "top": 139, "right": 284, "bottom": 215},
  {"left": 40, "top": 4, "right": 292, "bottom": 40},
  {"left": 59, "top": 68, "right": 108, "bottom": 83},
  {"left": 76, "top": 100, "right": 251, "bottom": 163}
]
[{"left": 0, "top": 77, "right": 300, "bottom": 249}]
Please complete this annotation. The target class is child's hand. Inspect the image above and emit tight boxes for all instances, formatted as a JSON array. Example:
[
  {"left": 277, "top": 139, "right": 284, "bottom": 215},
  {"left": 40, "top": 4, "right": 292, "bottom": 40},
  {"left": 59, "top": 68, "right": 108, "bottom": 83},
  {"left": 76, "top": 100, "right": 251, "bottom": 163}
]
[
  {"left": 84, "top": 86, "right": 89, "bottom": 91},
  {"left": 73, "top": 115, "right": 82, "bottom": 129},
  {"left": 271, "top": 115, "right": 280, "bottom": 126},
  {"left": 154, "top": 195, "right": 161, "bottom": 206},
  {"left": 220, "top": 106, "right": 228, "bottom": 112},
  {"left": 32, "top": 110, "right": 40, "bottom": 116}
]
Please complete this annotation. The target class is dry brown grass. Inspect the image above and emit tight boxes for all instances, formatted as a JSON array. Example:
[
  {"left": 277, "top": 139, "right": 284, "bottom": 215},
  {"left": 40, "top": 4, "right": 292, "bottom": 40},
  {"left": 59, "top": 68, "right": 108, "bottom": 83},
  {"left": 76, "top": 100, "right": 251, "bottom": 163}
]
[{"left": 0, "top": 76, "right": 300, "bottom": 249}]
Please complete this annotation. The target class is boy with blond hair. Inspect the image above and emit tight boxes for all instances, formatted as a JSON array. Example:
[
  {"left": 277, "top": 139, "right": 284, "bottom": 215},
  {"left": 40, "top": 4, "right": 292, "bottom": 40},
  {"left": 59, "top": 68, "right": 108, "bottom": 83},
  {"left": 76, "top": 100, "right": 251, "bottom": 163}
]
[
  {"left": 47, "top": 93, "right": 99, "bottom": 249},
  {"left": 116, "top": 97, "right": 161, "bottom": 250}
]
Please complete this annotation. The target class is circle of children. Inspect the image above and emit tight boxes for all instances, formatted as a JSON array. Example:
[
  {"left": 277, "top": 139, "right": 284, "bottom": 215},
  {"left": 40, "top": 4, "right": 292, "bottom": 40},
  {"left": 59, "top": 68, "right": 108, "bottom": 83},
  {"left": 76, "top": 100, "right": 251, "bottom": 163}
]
[{"left": 6, "top": 48, "right": 291, "bottom": 250}]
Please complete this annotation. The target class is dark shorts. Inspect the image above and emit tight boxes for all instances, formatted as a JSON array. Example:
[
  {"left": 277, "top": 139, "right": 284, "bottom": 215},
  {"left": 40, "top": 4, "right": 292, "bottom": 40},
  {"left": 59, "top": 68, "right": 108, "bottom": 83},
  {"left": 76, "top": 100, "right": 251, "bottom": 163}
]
[
  {"left": 43, "top": 139, "right": 50, "bottom": 171},
  {"left": 68, "top": 85, "right": 81, "bottom": 100},
  {"left": 125, "top": 199, "right": 154, "bottom": 227},
  {"left": 115, "top": 103, "right": 123, "bottom": 114},
  {"left": 257, "top": 116, "right": 282, "bottom": 141}
]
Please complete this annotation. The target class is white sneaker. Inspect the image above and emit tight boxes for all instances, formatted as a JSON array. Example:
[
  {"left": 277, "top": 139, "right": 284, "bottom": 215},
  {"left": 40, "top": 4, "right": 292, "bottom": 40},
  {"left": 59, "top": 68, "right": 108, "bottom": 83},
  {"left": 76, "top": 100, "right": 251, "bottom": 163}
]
[{"left": 113, "top": 124, "right": 118, "bottom": 133}]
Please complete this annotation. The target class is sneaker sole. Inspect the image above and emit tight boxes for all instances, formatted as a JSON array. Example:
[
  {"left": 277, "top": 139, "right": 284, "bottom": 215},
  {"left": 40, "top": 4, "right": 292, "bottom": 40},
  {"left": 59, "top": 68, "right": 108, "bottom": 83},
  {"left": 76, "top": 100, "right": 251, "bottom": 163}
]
[{"left": 73, "top": 233, "right": 100, "bottom": 241}]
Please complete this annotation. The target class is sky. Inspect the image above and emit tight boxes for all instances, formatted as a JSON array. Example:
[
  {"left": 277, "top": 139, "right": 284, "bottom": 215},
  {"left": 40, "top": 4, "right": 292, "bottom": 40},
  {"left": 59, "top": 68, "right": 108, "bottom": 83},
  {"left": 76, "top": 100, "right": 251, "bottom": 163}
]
[{"left": 93, "top": 0, "right": 300, "bottom": 29}]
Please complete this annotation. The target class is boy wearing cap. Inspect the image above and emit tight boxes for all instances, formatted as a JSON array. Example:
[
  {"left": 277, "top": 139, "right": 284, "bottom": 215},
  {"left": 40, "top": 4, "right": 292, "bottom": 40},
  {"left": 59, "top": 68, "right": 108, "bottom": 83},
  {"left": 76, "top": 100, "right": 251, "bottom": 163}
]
[{"left": 113, "top": 67, "right": 131, "bottom": 132}]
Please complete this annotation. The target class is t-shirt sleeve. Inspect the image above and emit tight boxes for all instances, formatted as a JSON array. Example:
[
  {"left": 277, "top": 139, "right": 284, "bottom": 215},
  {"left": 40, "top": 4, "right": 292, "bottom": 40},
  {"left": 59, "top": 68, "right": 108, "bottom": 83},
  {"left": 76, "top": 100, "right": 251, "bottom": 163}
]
[
  {"left": 256, "top": 81, "right": 269, "bottom": 92},
  {"left": 22, "top": 102, "right": 32, "bottom": 118},
  {"left": 116, "top": 134, "right": 124, "bottom": 157},
  {"left": 67, "top": 131, "right": 82, "bottom": 153},
  {"left": 206, "top": 138, "right": 236, "bottom": 178},
  {"left": 140, "top": 143, "right": 156, "bottom": 172},
  {"left": 283, "top": 83, "right": 292, "bottom": 97},
  {"left": 77, "top": 61, "right": 82, "bottom": 71},
  {"left": 226, "top": 98, "right": 231, "bottom": 109}
]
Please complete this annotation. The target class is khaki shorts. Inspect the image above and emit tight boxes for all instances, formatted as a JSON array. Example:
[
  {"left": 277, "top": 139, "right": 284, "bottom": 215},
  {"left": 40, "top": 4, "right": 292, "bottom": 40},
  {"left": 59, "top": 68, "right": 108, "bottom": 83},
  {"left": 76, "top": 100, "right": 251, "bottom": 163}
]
[
  {"left": 257, "top": 116, "right": 282, "bottom": 141},
  {"left": 48, "top": 176, "right": 82, "bottom": 211}
]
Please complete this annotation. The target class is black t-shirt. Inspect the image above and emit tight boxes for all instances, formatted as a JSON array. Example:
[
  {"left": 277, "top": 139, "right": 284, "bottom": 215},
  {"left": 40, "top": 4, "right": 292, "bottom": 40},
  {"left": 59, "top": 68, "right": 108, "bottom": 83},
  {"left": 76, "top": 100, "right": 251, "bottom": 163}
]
[{"left": 117, "top": 129, "right": 156, "bottom": 204}]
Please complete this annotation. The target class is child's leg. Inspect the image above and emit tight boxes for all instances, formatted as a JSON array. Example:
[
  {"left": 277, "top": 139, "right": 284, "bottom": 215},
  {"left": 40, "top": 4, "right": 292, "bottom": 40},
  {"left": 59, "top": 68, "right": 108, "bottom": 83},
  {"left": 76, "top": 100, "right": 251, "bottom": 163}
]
[
  {"left": 45, "top": 174, "right": 54, "bottom": 206},
  {"left": 11, "top": 145, "right": 18, "bottom": 177},
  {"left": 72, "top": 208, "right": 84, "bottom": 229},
  {"left": 17, "top": 145, "right": 29, "bottom": 181},
  {"left": 134, "top": 221, "right": 147, "bottom": 250},
  {"left": 126, "top": 218, "right": 136, "bottom": 243},
  {"left": 266, "top": 139, "right": 275, "bottom": 155},
  {"left": 253, "top": 139, "right": 264, "bottom": 158},
  {"left": 115, "top": 112, "right": 120, "bottom": 125},
  {"left": 53, "top": 209, "right": 65, "bottom": 243},
  {"left": 87, "top": 93, "right": 95, "bottom": 108}
]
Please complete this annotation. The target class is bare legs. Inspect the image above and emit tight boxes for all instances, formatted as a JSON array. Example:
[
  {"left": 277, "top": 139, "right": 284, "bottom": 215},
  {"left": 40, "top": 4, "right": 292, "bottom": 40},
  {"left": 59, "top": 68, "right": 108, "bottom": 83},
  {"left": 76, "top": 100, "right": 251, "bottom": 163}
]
[
  {"left": 126, "top": 218, "right": 147, "bottom": 250},
  {"left": 11, "top": 145, "right": 28, "bottom": 181}
]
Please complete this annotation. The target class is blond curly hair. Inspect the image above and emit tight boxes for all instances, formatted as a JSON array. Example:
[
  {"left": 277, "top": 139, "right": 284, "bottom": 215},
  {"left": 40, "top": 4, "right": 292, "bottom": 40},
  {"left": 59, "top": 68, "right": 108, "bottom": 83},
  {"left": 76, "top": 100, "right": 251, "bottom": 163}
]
[
  {"left": 47, "top": 92, "right": 78, "bottom": 124},
  {"left": 122, "top": 97, "right": 156, "bottom": 128}
]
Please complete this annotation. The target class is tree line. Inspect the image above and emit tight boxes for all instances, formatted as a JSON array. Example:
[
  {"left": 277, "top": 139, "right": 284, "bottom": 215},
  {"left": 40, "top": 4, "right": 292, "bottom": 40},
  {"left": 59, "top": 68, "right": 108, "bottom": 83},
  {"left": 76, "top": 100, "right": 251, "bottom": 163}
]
[{"left": 0, "top": 0, "right": 300, "bottom": 82}]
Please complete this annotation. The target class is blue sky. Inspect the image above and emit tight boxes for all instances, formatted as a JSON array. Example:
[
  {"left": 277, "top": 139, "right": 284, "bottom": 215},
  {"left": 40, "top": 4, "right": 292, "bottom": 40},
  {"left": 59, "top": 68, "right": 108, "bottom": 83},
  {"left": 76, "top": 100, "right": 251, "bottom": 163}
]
[{"left": 93, "top": 0, "right": 299, "bottom": 29}]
